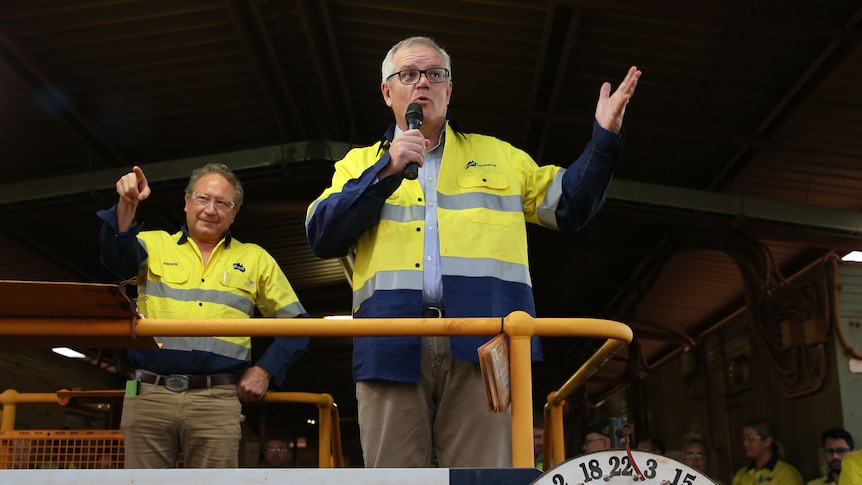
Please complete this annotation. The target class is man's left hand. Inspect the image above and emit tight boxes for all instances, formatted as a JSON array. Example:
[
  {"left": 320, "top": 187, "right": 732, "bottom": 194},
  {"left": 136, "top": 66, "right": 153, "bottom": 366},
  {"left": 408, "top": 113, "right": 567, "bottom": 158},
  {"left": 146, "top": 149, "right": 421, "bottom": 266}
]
[
  {"left": 595, "top": 65, "right": 642, "bottom": 134},
  {"left": 237, "top": 365, "right": 272, "bottom": 404}
]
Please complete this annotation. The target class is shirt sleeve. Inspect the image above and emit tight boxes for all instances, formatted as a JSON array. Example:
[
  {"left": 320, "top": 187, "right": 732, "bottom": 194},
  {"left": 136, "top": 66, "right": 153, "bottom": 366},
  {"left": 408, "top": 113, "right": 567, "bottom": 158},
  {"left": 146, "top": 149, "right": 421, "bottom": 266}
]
[
  {"left": 96, "top": 204, "right": 147, "bottom": 279},
  {"left": 255, "top": 334, "right": 310, "bottom": 387},
  {"left": 251, "top": 248, "right": 311, "bottom": 386},
  {"left": 554, "top": 121, "right": 624, "bottom": 231},
  {"left": 305, "top": 148, "right": 403, "bottom": 258}
]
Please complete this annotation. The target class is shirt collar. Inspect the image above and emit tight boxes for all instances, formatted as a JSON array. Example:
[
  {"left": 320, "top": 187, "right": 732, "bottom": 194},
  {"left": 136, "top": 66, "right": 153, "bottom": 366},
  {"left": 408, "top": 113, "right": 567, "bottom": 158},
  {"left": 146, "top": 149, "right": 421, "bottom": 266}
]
[
  {"left": 176, "top": 224, "right": 233, "bottom": 248},
  {"left": 747, "top": 454, "right": 779, "bottom": 472},
  {"left": 376, "top": 118, "right": 465, "bottom": 155}
]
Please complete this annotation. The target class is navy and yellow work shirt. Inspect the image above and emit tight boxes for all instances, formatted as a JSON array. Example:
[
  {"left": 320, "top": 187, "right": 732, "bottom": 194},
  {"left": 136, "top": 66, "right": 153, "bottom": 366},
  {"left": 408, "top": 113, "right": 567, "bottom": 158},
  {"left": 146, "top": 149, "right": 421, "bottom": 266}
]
[
  {"left": 98, "top": 205, "right": 308, "bottom": 386},
  {"left": 732, "top": 455, "right": 804, "bottom": 485},
  {"left": 306, "top": 119, "right": 623, "bottom": 383}
]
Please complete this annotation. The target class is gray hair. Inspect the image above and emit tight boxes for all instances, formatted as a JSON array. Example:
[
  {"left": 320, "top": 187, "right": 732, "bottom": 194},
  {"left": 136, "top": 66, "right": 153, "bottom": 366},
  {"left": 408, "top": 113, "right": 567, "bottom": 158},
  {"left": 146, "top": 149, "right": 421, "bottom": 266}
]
[
  {"left": 184, "top": 163, "right": 244, "bottom": 208},
  {"left": 381, "top": 36, "right": 452, "bottom": 84}
]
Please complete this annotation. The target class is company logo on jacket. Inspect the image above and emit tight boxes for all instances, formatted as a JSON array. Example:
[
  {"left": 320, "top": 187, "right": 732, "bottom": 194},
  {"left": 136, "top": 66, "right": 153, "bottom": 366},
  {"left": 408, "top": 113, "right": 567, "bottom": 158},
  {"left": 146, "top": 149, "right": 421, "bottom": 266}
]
[{"left": 465, "top": 160, "right": 497, "bottom": 170}]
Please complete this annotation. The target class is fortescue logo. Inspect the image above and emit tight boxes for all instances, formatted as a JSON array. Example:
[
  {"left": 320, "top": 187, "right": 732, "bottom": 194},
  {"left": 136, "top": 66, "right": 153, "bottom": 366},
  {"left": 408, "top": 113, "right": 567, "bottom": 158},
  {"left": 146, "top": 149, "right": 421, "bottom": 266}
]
[
  {"left": 233, "top": 263, "right": 246, "bottom": 272},
  {"left": 465, "top": 160, "right": 497, "bottom": 169}
]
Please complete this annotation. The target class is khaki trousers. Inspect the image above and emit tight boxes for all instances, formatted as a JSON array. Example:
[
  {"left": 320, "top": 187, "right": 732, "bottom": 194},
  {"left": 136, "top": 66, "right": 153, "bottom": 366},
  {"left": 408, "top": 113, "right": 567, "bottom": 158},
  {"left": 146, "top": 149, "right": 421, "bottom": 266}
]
[
  {"left": 120, "top": 382, "right": 241, "bottom": 468},
  {"left": 357, "top": 336, "right": 512, "bottom": 468}
]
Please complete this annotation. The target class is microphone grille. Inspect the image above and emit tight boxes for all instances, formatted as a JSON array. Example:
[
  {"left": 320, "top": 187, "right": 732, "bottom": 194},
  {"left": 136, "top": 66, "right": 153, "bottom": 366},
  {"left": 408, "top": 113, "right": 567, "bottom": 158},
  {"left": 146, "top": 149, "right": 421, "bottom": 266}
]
[{"left": 406, "top": 102, "right": 423, "bottom": 122}]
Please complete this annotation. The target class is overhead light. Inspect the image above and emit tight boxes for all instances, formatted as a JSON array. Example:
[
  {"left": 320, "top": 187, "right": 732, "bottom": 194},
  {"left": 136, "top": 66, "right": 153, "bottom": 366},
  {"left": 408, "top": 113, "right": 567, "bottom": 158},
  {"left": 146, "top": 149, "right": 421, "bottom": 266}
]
[
  {"left": 52, "top": 347, "right": 85, "bottom": 359},
  {"left": 842, "top": 251, "right": 862, "bottom": 262}
]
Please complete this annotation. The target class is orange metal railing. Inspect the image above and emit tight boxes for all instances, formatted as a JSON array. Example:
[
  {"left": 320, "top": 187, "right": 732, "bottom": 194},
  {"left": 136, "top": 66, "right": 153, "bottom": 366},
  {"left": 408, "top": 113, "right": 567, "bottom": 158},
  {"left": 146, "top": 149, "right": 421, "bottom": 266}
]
[
  {"left": 0, "top": 389, "right": 342, "bottom": 469},
  {"left": 1, "top": 307, "right": 632, "bottom": 469}
]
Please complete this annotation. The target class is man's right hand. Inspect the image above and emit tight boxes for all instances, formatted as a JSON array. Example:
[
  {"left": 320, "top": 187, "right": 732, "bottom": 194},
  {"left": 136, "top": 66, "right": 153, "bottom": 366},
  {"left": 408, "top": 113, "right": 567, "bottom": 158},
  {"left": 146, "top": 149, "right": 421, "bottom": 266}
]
[
  {"left": 117, "top": 165, "right": 151, "bottom": 204},
  {"left": 115, "top": 166, "right": 150, "bottom": 232},
  {"left": 378, "top": 129, "right": 432, "bottom": 180}
]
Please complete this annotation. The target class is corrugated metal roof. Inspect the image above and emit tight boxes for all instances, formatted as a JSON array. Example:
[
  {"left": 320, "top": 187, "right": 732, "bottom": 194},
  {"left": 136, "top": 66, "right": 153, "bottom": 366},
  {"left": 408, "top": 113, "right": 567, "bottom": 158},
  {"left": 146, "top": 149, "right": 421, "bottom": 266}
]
[{"left": 1, "top": 0, "right": 861, "bottom": 427}]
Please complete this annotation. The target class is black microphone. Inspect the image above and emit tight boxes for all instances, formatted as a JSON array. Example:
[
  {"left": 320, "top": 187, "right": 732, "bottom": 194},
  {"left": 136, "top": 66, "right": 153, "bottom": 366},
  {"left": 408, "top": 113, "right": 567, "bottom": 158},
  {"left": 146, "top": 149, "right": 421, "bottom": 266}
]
[{"left": 403, "top": 102, "right": 423, "bottom": 180}]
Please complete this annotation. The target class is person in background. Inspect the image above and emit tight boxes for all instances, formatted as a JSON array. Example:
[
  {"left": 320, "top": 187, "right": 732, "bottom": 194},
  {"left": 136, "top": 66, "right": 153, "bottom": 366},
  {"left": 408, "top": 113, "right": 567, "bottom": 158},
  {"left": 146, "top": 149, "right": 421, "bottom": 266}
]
[
  {"left": 638, "top": 436, "right": 666, "bottom": 455},
  {"left": 839, "top": 449, "right": 862, "bottom": 485},
  {"left": 98, "top": 163, "right": 309, "bottom": 468},
  {"left": 683, "top": 435, "right": 724, "bottom": 485},
  {"left": 534, "top": 424, "right": 544, "bottom": 470},
  {"left": 808, "top": 428, "right": 854, "bottom": 485},
  {"left": 260, "top": 436, "right": 293, "bottom": 467},
  {"left": 582, "top": 420, "right": 612, "bottom": 454},
  {"left": 731, "top": 419, "right": 803, "bottom": 485},
  {"left": 305, "top": 35, "right": 640, "bottom": 469}
]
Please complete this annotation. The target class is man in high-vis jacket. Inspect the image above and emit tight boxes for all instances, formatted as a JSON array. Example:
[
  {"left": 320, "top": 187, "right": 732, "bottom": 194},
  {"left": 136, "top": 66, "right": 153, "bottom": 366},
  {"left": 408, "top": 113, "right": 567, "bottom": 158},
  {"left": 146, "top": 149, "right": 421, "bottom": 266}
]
[
  {"left": 306, "top": 36, "right": 641, "bottom": 468},
  {"left": 98, "top": 163, "right": 309, "bottom": 468}
]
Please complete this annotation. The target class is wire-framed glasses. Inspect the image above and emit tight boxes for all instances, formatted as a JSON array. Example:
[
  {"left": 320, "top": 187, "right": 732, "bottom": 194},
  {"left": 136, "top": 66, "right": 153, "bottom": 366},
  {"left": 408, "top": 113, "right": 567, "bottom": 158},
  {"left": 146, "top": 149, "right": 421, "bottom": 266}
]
[{"left": 189, "top": 192, "right": 235, "bottom": 212}]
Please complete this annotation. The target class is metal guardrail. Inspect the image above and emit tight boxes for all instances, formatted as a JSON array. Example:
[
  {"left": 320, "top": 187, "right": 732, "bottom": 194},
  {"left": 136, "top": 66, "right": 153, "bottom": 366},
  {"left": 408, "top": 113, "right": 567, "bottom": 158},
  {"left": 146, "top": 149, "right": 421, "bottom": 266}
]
[
  {"left": 0, "top": 389, "right": 341, "bottom": 469},
  {"left": 0, "top": 305, "right": 632, "bottom": 468}
]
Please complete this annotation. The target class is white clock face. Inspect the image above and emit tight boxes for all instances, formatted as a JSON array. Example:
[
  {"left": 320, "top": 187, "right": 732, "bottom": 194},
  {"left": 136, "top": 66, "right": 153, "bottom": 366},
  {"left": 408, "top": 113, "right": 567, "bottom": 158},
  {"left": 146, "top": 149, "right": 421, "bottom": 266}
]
[{"left": 532, "top": 449, "right": 717, "bottom": 485}]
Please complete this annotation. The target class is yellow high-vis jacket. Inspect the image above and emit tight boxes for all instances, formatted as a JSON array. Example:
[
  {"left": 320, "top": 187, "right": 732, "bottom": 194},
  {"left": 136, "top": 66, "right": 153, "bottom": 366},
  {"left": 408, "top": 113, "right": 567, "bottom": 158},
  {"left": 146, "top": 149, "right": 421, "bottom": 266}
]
[{"left": 306, "top": 120, "right": 622, "bottom": 382}]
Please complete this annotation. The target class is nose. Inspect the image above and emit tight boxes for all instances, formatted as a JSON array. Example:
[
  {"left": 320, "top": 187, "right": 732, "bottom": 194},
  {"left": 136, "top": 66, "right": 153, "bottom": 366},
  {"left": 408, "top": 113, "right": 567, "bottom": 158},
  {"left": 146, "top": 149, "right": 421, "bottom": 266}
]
[{"left": 415, "top": 71, "right": 432, "bottom": 87}]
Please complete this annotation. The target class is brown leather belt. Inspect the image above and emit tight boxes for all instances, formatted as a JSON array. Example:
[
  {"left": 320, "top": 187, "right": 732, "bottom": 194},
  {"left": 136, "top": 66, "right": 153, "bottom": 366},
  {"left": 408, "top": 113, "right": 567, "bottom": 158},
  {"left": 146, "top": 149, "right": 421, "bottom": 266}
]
[{"left": 134, "top": 370, "right": 238, "bottom": 392}]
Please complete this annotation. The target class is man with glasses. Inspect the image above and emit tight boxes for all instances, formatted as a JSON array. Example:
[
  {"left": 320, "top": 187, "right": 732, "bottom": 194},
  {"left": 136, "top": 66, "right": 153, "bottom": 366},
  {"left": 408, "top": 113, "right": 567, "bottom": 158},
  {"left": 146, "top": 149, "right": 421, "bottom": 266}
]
[
  {"left": 306, "top": 35, "right": 640, "bottom": 468},
  {"left": 98, "top": 163, "right": 309, "bottom": 468},
  {"left": 260, "top": 436, "right": 294, "bottom": 467},
  {"left": 809, "top": 428, "right": 854, "bottom": 485}
]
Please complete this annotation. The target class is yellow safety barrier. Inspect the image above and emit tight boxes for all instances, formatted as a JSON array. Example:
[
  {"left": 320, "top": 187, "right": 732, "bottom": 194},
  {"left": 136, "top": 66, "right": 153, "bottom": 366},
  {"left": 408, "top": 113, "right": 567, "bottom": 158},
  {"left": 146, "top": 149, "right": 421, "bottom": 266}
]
[
  {"left": 1, "top": 294, "right": 632, "bottom": 469},
  {"left": 127, "top": 310, "right": 632, "bottom": 468},
  {"left": 0, "top": 389, "right": 342, "bottom": 469}
]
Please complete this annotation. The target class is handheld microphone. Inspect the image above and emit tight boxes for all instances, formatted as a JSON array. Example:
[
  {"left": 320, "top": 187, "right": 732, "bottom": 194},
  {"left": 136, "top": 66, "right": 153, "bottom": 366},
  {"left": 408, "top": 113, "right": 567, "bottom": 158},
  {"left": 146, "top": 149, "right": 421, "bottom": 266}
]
[{"left": 403, "top": 102, "right": 423, "bottom": 180}]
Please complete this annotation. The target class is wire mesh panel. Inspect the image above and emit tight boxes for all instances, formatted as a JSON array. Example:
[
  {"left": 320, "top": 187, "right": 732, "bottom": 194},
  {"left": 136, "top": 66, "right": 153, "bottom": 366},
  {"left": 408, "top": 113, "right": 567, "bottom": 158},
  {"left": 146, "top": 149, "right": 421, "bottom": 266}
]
[{"left": 0, "top": 430, "right": 124, "bottom": 469}]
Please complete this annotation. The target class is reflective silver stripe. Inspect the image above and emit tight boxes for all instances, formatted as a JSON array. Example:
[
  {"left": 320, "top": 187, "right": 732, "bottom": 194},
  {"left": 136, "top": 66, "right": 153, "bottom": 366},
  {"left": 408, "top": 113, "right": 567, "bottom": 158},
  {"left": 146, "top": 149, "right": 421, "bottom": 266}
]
[
  {"left": 438, "top": 192, "right": 522, "bottom": 212},
  {"left": 144, "top": 280, "right": 256, "bottom": 316},
  {"left": 441, "top": 256, "right": 532, "bottom": 286},
  {"left": 537, "top": 169, "right": 565, "bottom": 230},
  {"left": 379, "top": 203, "right": 424, "bottom": 223},
  {"left": 305, "top": 198, "right": 323, "bottom": 228},
  {"left": 273, "top": 301, "right": 307, "bottom": 318},
  {"left": 155, "top": 336, "right": 251, "bottom": 361},
  {"left": 353, "top": 270, "right": 423, "bottom": 307}
]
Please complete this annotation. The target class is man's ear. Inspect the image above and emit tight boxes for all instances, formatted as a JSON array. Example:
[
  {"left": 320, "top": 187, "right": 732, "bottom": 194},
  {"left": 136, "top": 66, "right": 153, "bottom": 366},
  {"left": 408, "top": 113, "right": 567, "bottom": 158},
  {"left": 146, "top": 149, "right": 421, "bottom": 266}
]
[{"left": 381, "top": 82, "right": 393, "bottom": 107}]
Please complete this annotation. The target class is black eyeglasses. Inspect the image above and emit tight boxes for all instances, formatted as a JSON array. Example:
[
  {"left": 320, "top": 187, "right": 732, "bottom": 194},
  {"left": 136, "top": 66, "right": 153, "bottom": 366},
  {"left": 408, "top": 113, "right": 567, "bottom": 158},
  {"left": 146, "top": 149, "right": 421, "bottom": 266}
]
[
  {"left": 823, "top": 447, "right": 850, "bottom": 456},
  {"left": 386, "top": 68, "right": 450, "bottom": 85}
]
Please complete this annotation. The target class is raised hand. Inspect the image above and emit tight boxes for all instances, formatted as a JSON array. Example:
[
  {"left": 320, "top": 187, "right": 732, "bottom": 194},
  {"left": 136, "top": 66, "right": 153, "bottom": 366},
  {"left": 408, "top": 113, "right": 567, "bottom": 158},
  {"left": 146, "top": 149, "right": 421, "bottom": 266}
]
[
  {"left": 116, "top": 165, "right": 151, "bottom": 203},
  {"left": 595, "top": 66, "right": 641, "bottom": 135}
]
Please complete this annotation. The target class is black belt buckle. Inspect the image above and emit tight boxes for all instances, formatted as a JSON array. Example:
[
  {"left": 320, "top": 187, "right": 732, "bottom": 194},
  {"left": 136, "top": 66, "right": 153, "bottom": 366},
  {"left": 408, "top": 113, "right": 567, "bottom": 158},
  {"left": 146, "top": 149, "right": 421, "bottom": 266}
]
[
  {"left": 165, "top": 374, "right": 190, "bottom": 392},
  {"left": 423, "top": 306, "right": 444, "bottom": 318}
]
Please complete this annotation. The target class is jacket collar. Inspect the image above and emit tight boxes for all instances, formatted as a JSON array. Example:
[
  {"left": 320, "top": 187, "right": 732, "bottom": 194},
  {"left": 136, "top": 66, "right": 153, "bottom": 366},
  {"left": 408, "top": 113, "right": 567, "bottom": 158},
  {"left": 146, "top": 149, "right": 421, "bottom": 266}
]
[
  {"left": 176, "top": 224, "right": 233, "bottom": 248},
  {"left": 376, "top": 118, "right": 466, "bottom": 156}
]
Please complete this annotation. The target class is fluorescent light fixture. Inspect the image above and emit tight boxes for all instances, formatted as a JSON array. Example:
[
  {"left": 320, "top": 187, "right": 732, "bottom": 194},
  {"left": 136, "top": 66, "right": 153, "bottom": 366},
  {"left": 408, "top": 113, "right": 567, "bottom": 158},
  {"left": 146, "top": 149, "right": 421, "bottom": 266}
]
[
  {"left": 52, "top": 347, "right": 85, "bottom": 359},
  {"left": 842, "top": 251, "right": 862, "bottom": 262}
]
